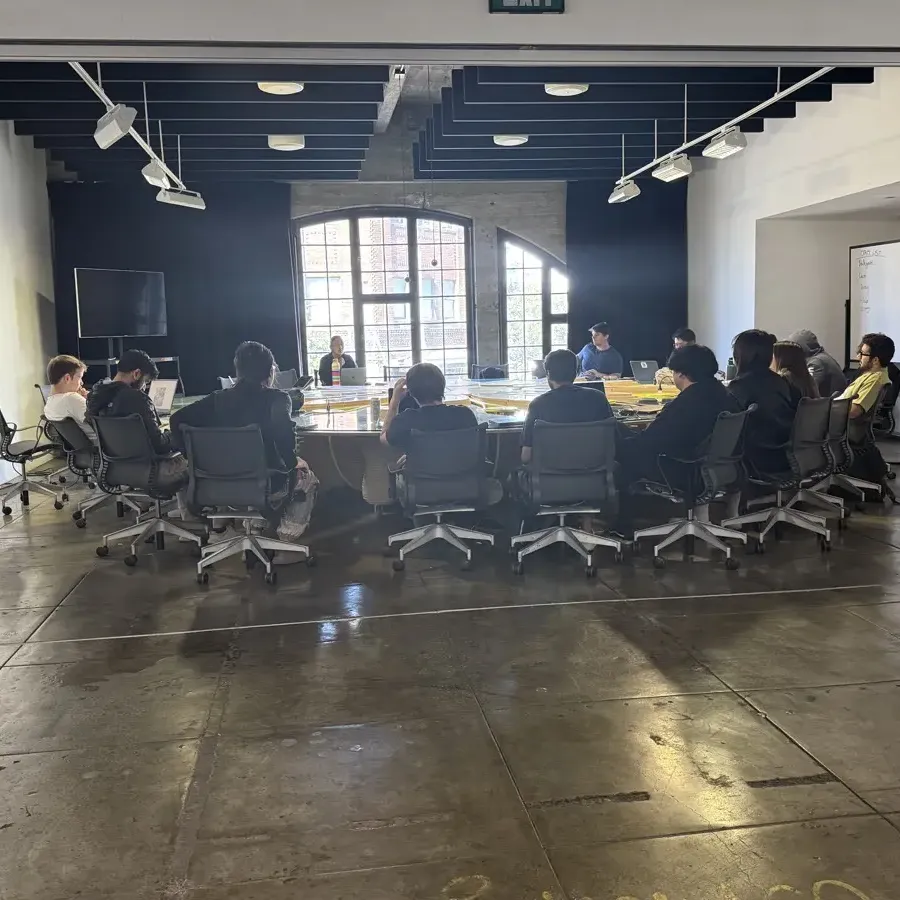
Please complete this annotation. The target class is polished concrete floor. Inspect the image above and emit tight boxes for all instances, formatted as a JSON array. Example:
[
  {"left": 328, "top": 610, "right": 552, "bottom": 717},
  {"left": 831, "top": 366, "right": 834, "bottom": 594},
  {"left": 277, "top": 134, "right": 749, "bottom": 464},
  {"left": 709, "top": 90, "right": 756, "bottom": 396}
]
[{"left": 2, "top": 484, "right": 900, "bottom": 900}]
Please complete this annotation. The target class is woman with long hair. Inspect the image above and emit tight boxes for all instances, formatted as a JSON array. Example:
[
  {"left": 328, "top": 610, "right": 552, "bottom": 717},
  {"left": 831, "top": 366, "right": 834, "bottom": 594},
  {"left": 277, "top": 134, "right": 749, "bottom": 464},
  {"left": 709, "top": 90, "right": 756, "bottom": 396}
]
[{"left": 772, "top": 340, "right": 819, "bottom": 398}]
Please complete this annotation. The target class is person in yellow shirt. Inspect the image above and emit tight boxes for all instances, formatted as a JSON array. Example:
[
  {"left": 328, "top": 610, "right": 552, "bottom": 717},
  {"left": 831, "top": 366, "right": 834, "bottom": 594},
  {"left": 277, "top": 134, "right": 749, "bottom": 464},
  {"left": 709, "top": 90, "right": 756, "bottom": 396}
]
[{"left": 840, "top": 332, "right": 895, "bottom": 418}]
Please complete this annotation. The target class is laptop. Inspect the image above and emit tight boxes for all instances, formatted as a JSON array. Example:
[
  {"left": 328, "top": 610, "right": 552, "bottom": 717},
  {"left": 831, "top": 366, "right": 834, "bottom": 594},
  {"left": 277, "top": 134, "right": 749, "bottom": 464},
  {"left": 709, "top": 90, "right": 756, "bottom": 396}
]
[
  {"left": 630, "top": 360, "right": 659, "bottom": 384},
  {"left": 337, "top": 367, "right": 368, "bottom": 387},
  {"left": 148, "top": 379, "right": 178, "bottom": 416}
]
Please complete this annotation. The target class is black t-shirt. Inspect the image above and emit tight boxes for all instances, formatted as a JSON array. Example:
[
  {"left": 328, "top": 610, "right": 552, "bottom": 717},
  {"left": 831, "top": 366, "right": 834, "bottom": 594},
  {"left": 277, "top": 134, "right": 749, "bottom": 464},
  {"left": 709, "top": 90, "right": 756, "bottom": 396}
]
[
  {"left": 522, "top": 383, "right": 614, "bottom": 447},
  {"left": 386, "top": 403, "right": 478, "bottom": 451}
]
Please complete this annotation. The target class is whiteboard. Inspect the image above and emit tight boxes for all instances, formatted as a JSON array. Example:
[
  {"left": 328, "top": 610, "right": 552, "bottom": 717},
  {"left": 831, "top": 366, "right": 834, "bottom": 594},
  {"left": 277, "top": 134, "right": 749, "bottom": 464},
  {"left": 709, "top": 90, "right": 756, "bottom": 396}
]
[{"left": 849, "top": 241, "right": 900, "bottom": 350}]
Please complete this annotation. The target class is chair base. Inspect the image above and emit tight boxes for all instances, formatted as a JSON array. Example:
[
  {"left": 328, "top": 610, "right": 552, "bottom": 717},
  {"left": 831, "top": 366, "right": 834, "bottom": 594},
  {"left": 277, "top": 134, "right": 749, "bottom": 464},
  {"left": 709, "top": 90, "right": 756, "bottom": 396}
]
[
  {"left": 723, "top": 504, "right": 830, "bottom": 546},
  {"left": 634, "top": 515, "right": 747, "bottom": 562},
  {"left": 512, "top": 511, "right": 623, "bottom": 568},
  {"left": 786, "top": 487, "right": 845, "bottom": 519},
  {"left": 98, "top": 501, "right": 203, "bottom": 560},
  {"left": 198, "top": 532, "right": 310, "bottom": 578},
  {"left": 811, "top": 474, "right": 866, "bottom": 503},
  {"left": 389, "top": 512, "right": 493, "bottom": 563},
  {"left": 1, "top": 477, "right": 62, "bottom": 511}
]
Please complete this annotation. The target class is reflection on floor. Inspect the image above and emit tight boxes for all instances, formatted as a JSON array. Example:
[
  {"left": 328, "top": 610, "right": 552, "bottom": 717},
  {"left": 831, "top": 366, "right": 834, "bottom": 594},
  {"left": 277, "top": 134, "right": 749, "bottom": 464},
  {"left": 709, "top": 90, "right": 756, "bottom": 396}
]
[{"left": 1, "top": 484, "right": 900, "bottom": 900}]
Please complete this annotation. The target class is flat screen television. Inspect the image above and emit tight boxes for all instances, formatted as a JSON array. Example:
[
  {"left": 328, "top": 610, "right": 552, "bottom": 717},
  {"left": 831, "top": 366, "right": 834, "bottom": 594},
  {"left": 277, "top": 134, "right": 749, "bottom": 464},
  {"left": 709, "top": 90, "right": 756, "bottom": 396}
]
[{"left": 75, "top": 267, "right": 168, "bottom": 338}]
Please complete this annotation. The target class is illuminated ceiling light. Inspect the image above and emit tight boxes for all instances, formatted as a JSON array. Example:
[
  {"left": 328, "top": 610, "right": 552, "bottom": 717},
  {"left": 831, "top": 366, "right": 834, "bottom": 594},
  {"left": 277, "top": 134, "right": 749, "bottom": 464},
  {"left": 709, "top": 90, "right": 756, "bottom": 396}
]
[
  {"left": 141, "top": 159, "right": 170, "bottom": 189},
  {"left": 651, "top": 153, "right": 693, "bottom": 182},
  {"left": 257, "top": 81, "right": 305, "bottom": 95},
  {"left": 93, "top": 103, "right": 137, "bottom": 149},
  {"left": 493, "top": 134, "right": 529, "bottom": 147},
  {"left": 608, "top": 180, "right": 641, "bottom": 204},
  {"left": 544, "top": 83, "right": 589, "bottom": 97},
  {"left": 267, "top": 134, "right": 306, "bottom": 151},
  {"left": 156, "top": 188, "right": 206, "bottom": 211},
  {"left": 702, "top": 126, "right": 747, "bottom": 160}
]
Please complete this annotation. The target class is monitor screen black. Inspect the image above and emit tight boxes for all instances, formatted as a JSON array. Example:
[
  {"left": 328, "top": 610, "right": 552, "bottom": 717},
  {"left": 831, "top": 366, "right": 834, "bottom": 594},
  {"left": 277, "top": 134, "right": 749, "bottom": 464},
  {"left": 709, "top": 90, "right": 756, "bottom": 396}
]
[{"left": 75, "top": 268, "right": 168, "bottom": 338}]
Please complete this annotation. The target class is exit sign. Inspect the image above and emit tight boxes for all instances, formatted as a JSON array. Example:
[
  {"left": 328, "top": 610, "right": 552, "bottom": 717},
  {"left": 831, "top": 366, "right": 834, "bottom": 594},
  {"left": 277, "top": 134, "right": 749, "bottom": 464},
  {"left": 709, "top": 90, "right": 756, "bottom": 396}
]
[{"left": 489, "top": 0, "right": 565, "bottom": 12}]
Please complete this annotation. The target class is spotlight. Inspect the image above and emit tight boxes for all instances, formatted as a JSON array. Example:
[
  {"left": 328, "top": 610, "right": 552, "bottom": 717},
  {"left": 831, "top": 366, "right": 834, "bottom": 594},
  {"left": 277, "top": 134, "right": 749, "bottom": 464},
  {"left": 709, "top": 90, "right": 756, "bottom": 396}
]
[
  {"left": 651, "top": 154, "right": 692, "bottom": 182},
  {"left": 93, "top": 104, "right": 138, "bottom": 149},
  {"left": 156, "top": 189, "right": 206, "bottom": 211},
  {"left": 141, "top": 160, "right": 170, "bottom": 189},
  {"left": 493, "top": 134, "right": 529, "bottom": 147},
  {"left": 257, "top": 81, "right": 304, "bottom": 95},
  {"left": 267, "top": 134, "right": 306, "bottom": 151},
  {"left": 544, "top": 83, "right": 589, "bottom": 97},
  {"left": 702, "top": 127, "right": 747, "bottom": 160},
  {"left": 607, "top": 180, "right": 641, "bottom": 204}
]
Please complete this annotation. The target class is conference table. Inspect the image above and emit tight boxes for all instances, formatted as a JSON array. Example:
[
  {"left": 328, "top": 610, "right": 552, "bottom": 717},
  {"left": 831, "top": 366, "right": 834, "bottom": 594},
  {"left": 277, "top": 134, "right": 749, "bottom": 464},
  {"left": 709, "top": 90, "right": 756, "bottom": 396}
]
[{"left": 289, "top": 378, "right": 678, "bottom": 505}]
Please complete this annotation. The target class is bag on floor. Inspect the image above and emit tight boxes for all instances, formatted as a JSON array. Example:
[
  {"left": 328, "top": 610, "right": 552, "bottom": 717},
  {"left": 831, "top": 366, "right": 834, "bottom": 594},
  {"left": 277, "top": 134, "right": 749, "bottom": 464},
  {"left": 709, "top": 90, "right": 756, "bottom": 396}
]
[{"left": 277, "top": 464, "right": 318, "bottom": 540}]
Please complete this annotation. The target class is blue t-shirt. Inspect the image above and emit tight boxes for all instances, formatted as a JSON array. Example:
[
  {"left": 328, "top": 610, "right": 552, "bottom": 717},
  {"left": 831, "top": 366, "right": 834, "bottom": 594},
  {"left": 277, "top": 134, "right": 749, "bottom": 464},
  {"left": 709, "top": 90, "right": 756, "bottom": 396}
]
[{"left": 578, "top": 343, "right": 624, "bottom": 376}]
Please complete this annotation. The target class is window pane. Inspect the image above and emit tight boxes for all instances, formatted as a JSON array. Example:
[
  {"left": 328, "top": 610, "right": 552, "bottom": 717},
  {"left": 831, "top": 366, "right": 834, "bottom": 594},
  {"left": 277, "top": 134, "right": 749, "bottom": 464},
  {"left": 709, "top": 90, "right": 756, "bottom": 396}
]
[
  {"left": 523, "top": 294, "right": 542, "bottom": 319},
  {"left": 359, "top": 216, "right": 407, "bottom": 245},
  {"left": 328, "top": 273, "right": 353, "bottom": 299},
  {"left": 440, "top": 270, "right": 466, "bottom": 296},
  {"left": 505, "top": 244, "right": 524, "bottom": 269},
  {"left": 421, "top": 350, "right": 444, "bottom": 368},
  {"left": 418, "top": 244, "right": 440, "bottom": 271},
  {"left": 303, "top": 275, "right": 329, "bottom": 300},
  {"left": 365, "top": 325, "right": 387, "bottom": 351},
  {"left": 523, "top": 268, "right": 543, "bottom": 294},
  {"left": 418, "top": 271, "right": 441, "bottom": 297},
  {"left": 525, "top": 347, "right": 544, "bottom": 368},
  {"left": 304, "top": 299, "right": 329, "bottom": 327},
  {"left": 329, "top": 298, "right": 354, "bottom": 326},
  {"left": 440, "top": 244, "right": 465, "bottom": 269},
  {"left": 551, "top": 293, "right": 568, "bottom": 315},
  {"left": 302, "top": 245, "right": 328, "bottom": 272},
  {"left": 440, "top": 221, "right": 464, "bottom": 243},
  {"left": 300, "top": 223, "right": 325, "bottom": 245},
  {"left": 444, "top": 323, "right": 468, "bottom": 349},
  {"left": 506, "top": 295, "right": 524, "bottom": 321},
  {"left": 522, "top": 248, "right": 542, "bottom": 268},
  {"left": 324, "top": 220, "right": 350, "bottom": 244},
  {"left": 362, "top": 271, "right": 386, "bottom": 294},
  {"left": 443, "top": 296, "right": 467, "bottom": 323},
  {"left": 524, "top": 321, "right": 543, "bottom": 346},
  {"left": 419, "top": 295, "right": 442, "bottom": 324},
  {"left": 306, "top": 327, "right": 334, "bottom": 356},
  {"left": 551, "top": 269, "right": 568, "bottom": 294},
  {"left": 385, "top": 244, "right": 409, "bottom": 270},
  {"left": 360, "top": 246, "right": 385, "bottom": 272},
  {"left": 507, "top": 322, "right": 525, "bottom": 346},
  {"left": 508, "top": 346, "right": 526, "bottom": 375},
  {"left": 417, "top": 219, "right": 437, "bottom": 243},
  {"left": 422, "top": 323, "right": 444, "bottom": 350},
  {"left": 385, "top": 272, "right": 410, "bottom": 294},
  {"left": 506, "top": 270, "right": 524, "bottom": 295},
  {"left": 551, "top": 323, "right": 568, "bottom": 349},
  {"left": 328, "top": 245, "right": 352, "bottom": 271}
]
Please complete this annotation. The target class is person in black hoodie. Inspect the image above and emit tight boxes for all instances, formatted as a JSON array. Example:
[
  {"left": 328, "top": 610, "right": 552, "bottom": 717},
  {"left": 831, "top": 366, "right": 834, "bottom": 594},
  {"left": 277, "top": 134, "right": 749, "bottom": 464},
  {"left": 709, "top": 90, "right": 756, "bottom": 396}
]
[
  {"left": 727, "top": 329, "right": 800, "bottom": 475},
  {"left": 86, "top": 349, "right": 188, "bottom": 490}
]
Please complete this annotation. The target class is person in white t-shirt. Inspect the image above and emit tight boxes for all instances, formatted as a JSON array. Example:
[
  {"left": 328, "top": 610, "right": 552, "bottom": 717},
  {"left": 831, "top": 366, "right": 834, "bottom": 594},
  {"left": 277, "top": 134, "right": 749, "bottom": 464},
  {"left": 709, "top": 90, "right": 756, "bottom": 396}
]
[{"left": 43, "top": 355, "right": 94, "bottom": 438}]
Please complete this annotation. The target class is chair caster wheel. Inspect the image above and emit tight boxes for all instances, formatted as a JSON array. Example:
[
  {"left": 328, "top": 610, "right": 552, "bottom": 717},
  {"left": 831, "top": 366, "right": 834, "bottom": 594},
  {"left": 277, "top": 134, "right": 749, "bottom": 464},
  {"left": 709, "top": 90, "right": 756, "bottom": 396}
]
[
  {"left": 653, "top": 556, "right": 666, "bottom": 569},
  {"left": 54, "top": 501, "right": 64, "bottom": 510},
  {"left": 460, "top": 558, "right": 472, "bottom": 572},
  {"left": 95, "top": 545, "right": 109, "bottom": 557},
  {"left": 585, "top": 565, "right": 597, "bottom": 578},
  {"left": 61, "top": 493, "right": 69, "bottom": 502},
  {"left": 305, "top": 554, "right": 317, "bottom": 568},
  {"left": 197, "top": 571, "right": 209, "bottom": 585},
  {"left": 614, "top": 550, "right": 624, "bottom": 563},
  {"left": 1, "top": 506, "right": 11, "bottom": 516},
  {"left": 819, "top": 537, "right": 832, "bottom": 552},
  {"left": 75, "top": 518, "right": 87, "bottom": 529},
  {"left": 123, "top": 555, "right": 138, "bottom": 567},
  {"left": 512, "top": 560, "right": 524, "bottom": 575},
  {"left": 72, "top": 510, "right": 82, "bottom": 521},
  {"left": 392, "top": 558, "right": 405, "bottom": 572},
  {"left": 264, "top": 571, "right": 277, "bottom": 585},
  {"left": 212, "top": 525, "right": 228, "bottom": 534},
  {"left": 88, "top": 481, "right": 96, "bottom": 490},
  {"left": 725, "top": 556, "right": 740, "bottom": 571}
]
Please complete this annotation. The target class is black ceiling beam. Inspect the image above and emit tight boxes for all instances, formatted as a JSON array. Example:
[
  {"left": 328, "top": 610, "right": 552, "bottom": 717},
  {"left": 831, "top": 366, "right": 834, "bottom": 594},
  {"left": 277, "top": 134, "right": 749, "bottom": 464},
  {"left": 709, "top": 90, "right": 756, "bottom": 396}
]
[
  {"left": 413, "top": 146, "right": 642, "bottom": 173},
  {"left": 71, "top": 160, "right": 361, "bottom": 172},
  {"left": 412, "top": 165, "right": 624, "bottom": 181},
  {"left": 0, "top": 101, "right": 378, "bottom": 121},
  {"left": 54, "top": 147, "right": 368, "bottom": 163},
  {"left": 458, "top": 69, "right": 833, "bottom": 105},
  {"left": 0, "top": 81, "right": 385, "bottom": 105},
  {"left": 0, "top": 62, "right": 389, "bottom": 83},
  {"left": 475, "top": 65, "right": 875, "bottom": 86},
  {"left": 16, "top": 119, "right": 374, "bottom": 136},
  {"left": 33, "top": 134, "right": 371, "bottom": 151},
  {"left": 418, "top": 142, "right": 701, "bottom": 162},
  {"left": 67, "top": 171, "right": 359, "bottom": 183}
]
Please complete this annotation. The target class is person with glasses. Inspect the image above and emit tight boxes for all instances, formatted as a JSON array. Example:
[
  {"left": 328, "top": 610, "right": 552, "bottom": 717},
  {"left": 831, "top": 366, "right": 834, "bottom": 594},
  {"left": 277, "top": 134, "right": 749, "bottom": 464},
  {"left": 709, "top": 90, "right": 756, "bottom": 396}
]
[{"left": 840, "top": 333, "right": 896, "bottom": 419}]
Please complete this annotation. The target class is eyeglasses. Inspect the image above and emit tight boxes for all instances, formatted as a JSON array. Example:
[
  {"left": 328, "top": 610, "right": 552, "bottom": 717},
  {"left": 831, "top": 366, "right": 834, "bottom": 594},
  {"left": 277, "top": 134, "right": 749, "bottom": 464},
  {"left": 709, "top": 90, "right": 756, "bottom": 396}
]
[{"left": 858, "top": 350, "right": 873, "bottom": 358}]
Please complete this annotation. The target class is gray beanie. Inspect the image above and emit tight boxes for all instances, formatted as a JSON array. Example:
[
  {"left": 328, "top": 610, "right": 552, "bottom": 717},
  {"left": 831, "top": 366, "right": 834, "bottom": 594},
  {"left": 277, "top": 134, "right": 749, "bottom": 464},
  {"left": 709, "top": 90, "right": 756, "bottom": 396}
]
[{"left": 786, "top": 330, "right": 822, "bottom": 356}]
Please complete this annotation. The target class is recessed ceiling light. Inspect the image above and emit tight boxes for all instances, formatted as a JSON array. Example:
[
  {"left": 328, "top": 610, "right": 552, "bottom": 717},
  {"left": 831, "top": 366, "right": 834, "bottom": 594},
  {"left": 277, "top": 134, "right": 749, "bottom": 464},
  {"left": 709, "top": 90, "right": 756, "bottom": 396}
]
[
  {"left": 257, "top": 81, "right": 305, "bottom": 95},
  {"left": 493, "top": 134, "right": 529, "bottom": 147},
  {"left": 544, "top": 83, "right": 589, "bottom": 97},
  {"left": 268, "top": 134, "right": 306, "bottom": 151}
]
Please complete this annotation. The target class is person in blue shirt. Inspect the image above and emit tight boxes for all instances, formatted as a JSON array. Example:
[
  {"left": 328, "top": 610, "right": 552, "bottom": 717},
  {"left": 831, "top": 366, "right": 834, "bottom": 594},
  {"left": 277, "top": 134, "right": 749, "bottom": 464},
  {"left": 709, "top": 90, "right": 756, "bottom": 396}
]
[{"left": 578, "top": 322, "right": 624, "bottom": 378}]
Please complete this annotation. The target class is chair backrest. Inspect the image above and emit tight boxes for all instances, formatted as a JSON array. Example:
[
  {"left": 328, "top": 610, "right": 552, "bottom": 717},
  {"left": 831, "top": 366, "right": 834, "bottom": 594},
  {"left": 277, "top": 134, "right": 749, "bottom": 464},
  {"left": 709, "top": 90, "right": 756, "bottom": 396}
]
[
  {"left": 218, "top": 376, "right": 235, "bottom": 390},
  {"left": 383, "top": 365, "right": 407, "bottom": 382},
  {"left": 273, "top": 369, "right": 297, "bottom": 391},
  {"left": 696, "top": 407, "right": 753, "bottom": 500},
  {"left": 850, "top": 383, "right": 890, "bottom": 447},
  {"left": 53, "top": 417, "right": 96, "bottom": 472},
  {"left": 93, "top": 414, "right": 156, "bottom": 493},
  {"left": 825, "top": 397, "right": 852, "bottom": 472},
  {"left": 529, "top": 418, "right": 618, "bottom": 506},
  {"left": 403, "top": 424, "right": 487, "bottom": 508},
  {"left": 181, "top": 425, "right": 270, "bottom": 511},
  {"left": 35, "top": 383, "right": 51, "bottom": 403},
  {"left": 472, "top": 364, "right": 508, "bottom": 379},
  {"left": 788, "top": 396, "right": 832, "bottom": 479},
  {"left": 0, "top": 407, "right": 17, "bottom": 457}
]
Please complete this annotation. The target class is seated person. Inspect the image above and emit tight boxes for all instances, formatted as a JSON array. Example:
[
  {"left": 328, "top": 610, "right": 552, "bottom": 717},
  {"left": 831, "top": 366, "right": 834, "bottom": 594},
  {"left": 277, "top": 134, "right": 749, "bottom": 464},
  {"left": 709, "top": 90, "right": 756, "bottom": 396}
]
[
  {"left": 578, "top": 322, "right": 624, "bottom": 378},
  {"left": 86, "top": 349, "right": 187, "bottom": 490},
  {"left": 787, "top": 329, "right": 847, "bottom": 397},
  {"left": 839, "top": 332, "right": 895, "bottom": 420},
  {"left": 726, "top": 330, "right": 800, "bottom": 474},
  {"left": 381, "top": 362, "right": 502, "bottom": 504},
  {"left": 672, "top": 327, "right": 696, "bottom": 350},
  {"left": 521, "top": 348, "right": 613, "bottom": 465},
  {"left": 170, "top": 341, "right": 305, "bottom": 526},
  {"left": 43, "top": 354, "right": 94, "bottom": 439},
  {"left": 772, "top": 340, "right": 819, "bottom": 399},
  {"left": 318, "top": 335, "right": 356, "bottom": 386}
]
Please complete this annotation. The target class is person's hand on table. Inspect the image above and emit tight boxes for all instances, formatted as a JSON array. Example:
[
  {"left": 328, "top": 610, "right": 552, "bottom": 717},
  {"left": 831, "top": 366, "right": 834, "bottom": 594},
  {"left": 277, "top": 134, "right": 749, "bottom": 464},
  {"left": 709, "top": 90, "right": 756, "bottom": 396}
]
[{"left": 584, "top": 369, "right": 601, "bottom": 380}]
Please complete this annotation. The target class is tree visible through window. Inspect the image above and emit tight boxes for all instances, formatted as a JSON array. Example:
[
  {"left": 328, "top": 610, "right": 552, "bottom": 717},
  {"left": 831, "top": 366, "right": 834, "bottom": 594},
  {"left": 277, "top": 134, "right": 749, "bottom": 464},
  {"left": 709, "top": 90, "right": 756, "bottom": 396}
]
[{"left": 502, "top": 236, "right": 569, "bottom": 379}]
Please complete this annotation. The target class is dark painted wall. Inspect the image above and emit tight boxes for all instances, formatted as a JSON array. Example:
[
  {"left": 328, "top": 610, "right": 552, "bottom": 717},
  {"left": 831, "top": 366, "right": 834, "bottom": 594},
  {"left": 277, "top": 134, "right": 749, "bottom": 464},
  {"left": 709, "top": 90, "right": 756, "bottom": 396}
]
[
  {"left": 50, "top": 181, "right": 298, "bottom": 394},
  {"left": 566, "top": 178, "right": 688, "bottom": 370}
]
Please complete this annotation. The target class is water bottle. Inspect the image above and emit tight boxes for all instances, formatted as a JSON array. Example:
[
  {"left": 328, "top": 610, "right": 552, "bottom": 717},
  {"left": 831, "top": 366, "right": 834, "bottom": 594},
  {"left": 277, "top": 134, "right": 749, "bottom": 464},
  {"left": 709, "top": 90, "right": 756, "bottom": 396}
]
[
  {"left": 331, "top": 357, "right": 341, "bottom": 386},
  {"left": 725, "top": 357, "right": 736, "bottom": 382}
]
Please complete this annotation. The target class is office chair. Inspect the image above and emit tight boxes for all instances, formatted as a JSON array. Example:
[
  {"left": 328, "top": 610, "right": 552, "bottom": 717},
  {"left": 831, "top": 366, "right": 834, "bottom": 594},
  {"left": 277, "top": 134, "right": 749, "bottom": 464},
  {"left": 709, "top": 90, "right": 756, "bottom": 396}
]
[
  {"left": 218, "top": 376, "right": 235, "bottom": 390},
  {"left": 93, "top": 415, "right": 203, "bottom": 565},
  {"left": 791, "top": 397, "right": 851, "bottom": 520},
  {"left": 723, "top": 397, "right": 833, "bottom": 551},
  {"left": 388, "top": 425, "right": 494, "bottom": 570},
  {"left": 845, "top": 384, "right": 897, "bottom": 503},
  {"left": 472, "top": 364, "right": 508, "bottom": 380},
  {"left": 273, "top": 369, "right": 298, "bottom": 391},
  {"left": 511, "top": 418, "right": 624, "bottom": 576},
  {"left": 632, "top": 407, "right": 752, "bottom": 569},
  {"left": 181, "top": 424, "right": 312, "bottom": 585},
  {"left": 0, "top": 407, "right": 65, "bottom": 515}
]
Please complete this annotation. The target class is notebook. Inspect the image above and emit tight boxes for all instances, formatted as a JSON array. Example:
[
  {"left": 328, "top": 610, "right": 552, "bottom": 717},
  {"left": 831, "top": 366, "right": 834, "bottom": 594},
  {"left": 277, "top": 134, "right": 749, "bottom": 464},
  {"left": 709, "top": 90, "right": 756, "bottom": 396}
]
[{"left": 148, "top": 379, "right": 178, "bottom": 415}]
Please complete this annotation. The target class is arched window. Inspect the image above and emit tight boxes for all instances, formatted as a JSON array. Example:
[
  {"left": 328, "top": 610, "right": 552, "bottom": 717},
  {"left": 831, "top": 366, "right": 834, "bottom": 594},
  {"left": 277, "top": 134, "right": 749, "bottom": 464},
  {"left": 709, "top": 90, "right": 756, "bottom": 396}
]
[
  {"left": 500, "top": 233, "right": 569, "bottom": 380},
  {"left": 295, "top": 210, "right": 474, "bottom": 378}
]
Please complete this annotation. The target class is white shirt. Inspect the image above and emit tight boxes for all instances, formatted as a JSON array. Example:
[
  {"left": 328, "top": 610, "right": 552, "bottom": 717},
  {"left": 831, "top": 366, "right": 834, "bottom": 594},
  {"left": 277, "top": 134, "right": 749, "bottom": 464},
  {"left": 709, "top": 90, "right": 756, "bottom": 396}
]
[{"left": 44, "top": 391, "right": 94, "bottom": 437}]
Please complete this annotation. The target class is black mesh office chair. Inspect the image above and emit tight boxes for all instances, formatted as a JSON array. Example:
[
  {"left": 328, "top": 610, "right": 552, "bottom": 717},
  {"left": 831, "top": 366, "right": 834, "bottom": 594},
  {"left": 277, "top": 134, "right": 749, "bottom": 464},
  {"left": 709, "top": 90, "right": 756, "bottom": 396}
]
[
  {"left": 218, "top": 376, "right": 235, "bottom": 390},
  {"left": 93, "top": 415, "right": 203, "bottom": 565},
  {"left": 472, "top": 364, "right": 508, "bottom": 380},
  {"left": 0, "top": 407, "right": 64, "bottom": 515},
  {"left": 388, "top": 425, "right": 494, "bottom": 570},
  {"left": 632, "top": 407, "right": 752, "bottom": 569},
  {"left": 511, "top": 419, "right": 623, "bottom": 576},
  {"left": 723, "top": 397, "right": 833, "bottom": 550},
  {"left": 181, "top": 424, "right": 312, "bottom": 585},
  {"left": 273, "top": 369, "right": 298, "bottom": 391},
  {"left": 846, "top": 384, "right": 896, "bottom": 502}
]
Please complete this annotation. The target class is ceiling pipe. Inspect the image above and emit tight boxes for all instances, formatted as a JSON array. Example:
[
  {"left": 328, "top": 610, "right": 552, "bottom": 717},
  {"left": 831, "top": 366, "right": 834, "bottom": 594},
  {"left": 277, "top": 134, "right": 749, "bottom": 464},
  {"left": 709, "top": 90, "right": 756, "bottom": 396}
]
[
  {"left": 68, "top": 60, "right": 187, "bottom": 192},
  {"left": 616, "top": 65, "right": 834, "bottom": 184}
]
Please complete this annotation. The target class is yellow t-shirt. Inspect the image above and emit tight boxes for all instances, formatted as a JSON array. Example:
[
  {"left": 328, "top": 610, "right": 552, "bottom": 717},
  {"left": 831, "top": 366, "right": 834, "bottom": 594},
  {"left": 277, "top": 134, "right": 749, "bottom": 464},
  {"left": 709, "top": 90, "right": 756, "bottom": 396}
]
[{"left": 839, "top": 368, "right": 890, "bottom": 412}]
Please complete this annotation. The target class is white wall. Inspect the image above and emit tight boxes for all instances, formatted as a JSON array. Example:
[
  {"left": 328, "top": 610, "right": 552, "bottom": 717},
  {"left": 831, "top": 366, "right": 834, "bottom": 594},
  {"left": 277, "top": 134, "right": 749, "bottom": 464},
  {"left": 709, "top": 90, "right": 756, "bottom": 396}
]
[
  {"left": 0, "top": 0, "right": 897, "bottom": 48},
  {"left": 688, "top": 68, "right": 900, "bottom": 362},
  {"left": 0, "top": 123, "right": 55, "bottom": 482}
]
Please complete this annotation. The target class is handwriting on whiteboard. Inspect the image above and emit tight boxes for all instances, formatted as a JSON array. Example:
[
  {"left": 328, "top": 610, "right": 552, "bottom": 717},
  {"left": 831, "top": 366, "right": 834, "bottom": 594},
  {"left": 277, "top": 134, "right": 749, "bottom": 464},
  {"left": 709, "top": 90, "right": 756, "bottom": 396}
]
[{"left": 856, "top": 247, "right": 885, "bottom": 312}]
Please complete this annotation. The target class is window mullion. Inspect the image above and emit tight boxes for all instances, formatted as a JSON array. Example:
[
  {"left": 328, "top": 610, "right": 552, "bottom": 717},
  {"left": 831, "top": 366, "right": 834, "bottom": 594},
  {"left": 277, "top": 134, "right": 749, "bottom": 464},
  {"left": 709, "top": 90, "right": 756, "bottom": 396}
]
[{"left": 349, "top": 216, "right": 365, "bottom": 368}]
